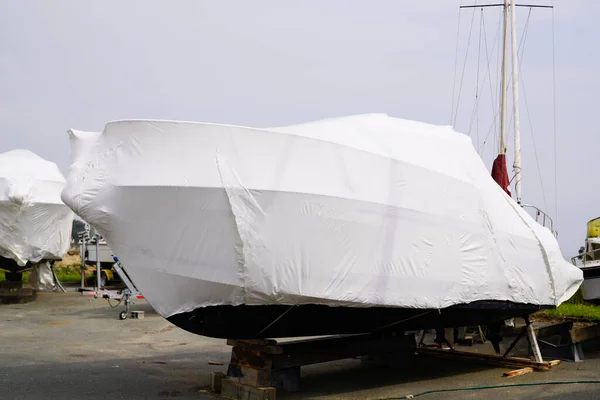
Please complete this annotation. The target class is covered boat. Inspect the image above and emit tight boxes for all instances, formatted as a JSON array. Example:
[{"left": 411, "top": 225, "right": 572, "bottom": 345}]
[
  {"left": 62, "top": 114, "right": 582, "bottom": 338},
  {"left": 0, "top": 150, "right": 74, "bottom": 273},
  {"left": 572, "top": 217, "right": 600, "bottom": 303}
]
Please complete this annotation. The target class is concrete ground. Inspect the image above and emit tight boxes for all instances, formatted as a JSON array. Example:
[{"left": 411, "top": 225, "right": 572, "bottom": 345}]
[{"left": 2, "top": 291, "right": 600, "bottom": 400}]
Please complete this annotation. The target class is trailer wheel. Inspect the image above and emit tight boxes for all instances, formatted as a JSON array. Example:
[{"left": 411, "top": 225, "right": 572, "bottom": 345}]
[{"left": 119, "top": 311, "right": 128, "bottom": 320}]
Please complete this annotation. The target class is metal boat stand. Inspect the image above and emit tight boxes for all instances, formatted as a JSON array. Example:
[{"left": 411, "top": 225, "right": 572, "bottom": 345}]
[
  {"left": 502, "top": 316, "right": 544, "bottom": 363},
  {"left": 518, "top": 319, "right": 600, "bottom": 362},
  {"left": 415, "top": 317, "right": 561, "bottom": 371},
  {"left": 213, "top": 332, "right": 417, "bottom": 399}
]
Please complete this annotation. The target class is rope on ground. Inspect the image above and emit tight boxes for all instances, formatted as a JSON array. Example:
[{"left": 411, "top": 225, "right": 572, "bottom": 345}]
[{"left": 379, "top": 380, "right": 600, "bottom": 399}]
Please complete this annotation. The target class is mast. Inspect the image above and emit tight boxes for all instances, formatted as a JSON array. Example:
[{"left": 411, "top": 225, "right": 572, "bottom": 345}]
[
  {"left": 499, "top": 0, "right": 509, "bottom": 155},
  {"left": 510, "top": 0, "right": 522, "bottom": 204},
  {"left": 459, "top": 1, "right": 552, "bottom": 202}
]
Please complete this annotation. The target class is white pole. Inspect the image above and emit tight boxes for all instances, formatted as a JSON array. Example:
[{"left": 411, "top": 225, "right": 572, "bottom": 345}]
[
  {"left": 510, "top": 0, "right": 523, "bottom": 204},
  {"left": 499, "top": 0, "right": 510, "bottom": 155},
  {"left": 96, "top": 236, "right": 101, "bottom": 291}
]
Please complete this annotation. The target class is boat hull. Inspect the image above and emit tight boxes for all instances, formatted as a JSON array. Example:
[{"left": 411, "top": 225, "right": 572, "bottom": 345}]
[
  {"left": 168, "top": 301, "right": 549, "bottom": 339},
  {"left": 580, "top": 265, "right": 600, "bottom": 303}
]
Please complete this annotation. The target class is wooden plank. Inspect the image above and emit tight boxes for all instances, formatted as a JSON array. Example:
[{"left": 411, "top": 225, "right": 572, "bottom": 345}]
[
  {"left": 227, "top": 339, "right": 277, "bottom": 347},
  {"left": 228, "top": 340, "right": 282, "bottom": 355},
  {"left": 569, "top": 325, "right": 600, "bottom": 344},
  {"left": 272, "top": 333, "right": 415, "bottom": 370},
  {"left": 221, "top": 379, "right": 276, "bottom": 400},
  {"left": 416, "top": 347, "right": 554, "bottom": 371},
  {"left": 503, "top": 367, "right": 533, "bottom": 377}
]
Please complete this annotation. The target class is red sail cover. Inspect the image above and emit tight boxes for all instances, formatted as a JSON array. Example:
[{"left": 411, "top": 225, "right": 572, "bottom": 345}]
[{"left": 491, "top": 154, "right": 511, "bottom": 196}]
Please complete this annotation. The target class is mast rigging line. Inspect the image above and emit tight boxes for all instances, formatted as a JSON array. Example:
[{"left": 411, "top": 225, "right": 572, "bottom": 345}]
[
  {"left": 551, "top": 4, "right": 558, "bottom": 229},
  {"left": 482, "top": 11, "right": 501, "bottom": 153},
  {"left": 452, "top": 4, "right": 478, "bottom": 127},
  {"left": 474, "top": 9, "right": 483, "bottom": 148},
  {"left": 468, "top": 6, "right": 529, "bottom": 154},
  {"left": 450, "top": 2, "right": 464, "bottom": 124},
  {"left": 467, "top": 8, "right": 493, "bottom": 141}
]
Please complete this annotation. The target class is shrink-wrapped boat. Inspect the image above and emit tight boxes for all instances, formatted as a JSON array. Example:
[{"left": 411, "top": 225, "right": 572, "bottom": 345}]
[
  {"left": 0, "top": 150, "right": 74, "bottom": 273},
  {"left": 62, "top": 114, "right": 582, "bottom": 338}
]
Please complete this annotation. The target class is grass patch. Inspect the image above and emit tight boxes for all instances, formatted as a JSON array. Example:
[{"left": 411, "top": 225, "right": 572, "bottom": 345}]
[
  {"left": 0, "top": 271, "right": 30, "bottom": 282},
  {"left": 536, "top": 303, "right": 600, "bottom": 323},
  {"left": 55, "top": 268, "right": 82, "bottom": 283},
  {"left": 565, "top": 288, "right": 586, "bottom": 305},
  {"left": 535, "top": 288, "right": 600, "bottom": 322},
  {"left": 0, "top": 266, "right": 81, "bottom": 283}
]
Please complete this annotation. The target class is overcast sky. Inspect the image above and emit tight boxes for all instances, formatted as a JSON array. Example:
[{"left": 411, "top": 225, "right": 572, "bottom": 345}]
[{"left": 1, "top": 1, "right": 598, "bottom": 257}]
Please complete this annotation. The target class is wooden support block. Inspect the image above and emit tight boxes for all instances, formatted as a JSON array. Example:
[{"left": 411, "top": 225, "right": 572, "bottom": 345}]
[
  {"left": 221, "top": 379, "right": 276, "bottom": 400},
  {"left": 570, "top": 325, "right": 600, "bottom": 344},
  {"left": 130, "top": 311, "right": 144, "bottom": 319},
  {"left": 228, "top": 365, "right": 271, "bottom": 387},
  {"left": 503, "top": 367, "right": 533, "bottom": 377},
  {"left": 210, "top": 372, "right": 226, "bottom": 393},
  {"left": 224, "top": 333, "right": 417, "bottom": 394},
  {"left": 230, "top": 347, "right": 274, "bottom": 370},
  {"left": 548, "top": 360, "right": 561, "bottom": 367}
]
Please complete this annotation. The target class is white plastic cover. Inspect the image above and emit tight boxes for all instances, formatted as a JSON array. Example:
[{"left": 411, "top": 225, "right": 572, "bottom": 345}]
[
  {"left": 29, "top": 261, "right": 56, "bottom": 291},
  {"left": 62, "top": 114, "right": 582, "bottom": 318},
  {"left": 0, "top": 150, "right": 74, "bottom": 265}
]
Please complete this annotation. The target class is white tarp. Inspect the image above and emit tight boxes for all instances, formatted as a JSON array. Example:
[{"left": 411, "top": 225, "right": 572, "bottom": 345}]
[
  {"left": 0, "top": 150, "right": 74, "bottom": 266},
  {"left": 29, "top": 261, "right": 56, "bottom": 291},
  {"left": 62, "top": 114, "right": 583, "bottom": 319}
]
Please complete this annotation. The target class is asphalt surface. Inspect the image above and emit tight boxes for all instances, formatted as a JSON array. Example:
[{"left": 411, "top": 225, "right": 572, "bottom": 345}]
[{"left": 2, "top": 291, "right": 600, "bottom": 399}]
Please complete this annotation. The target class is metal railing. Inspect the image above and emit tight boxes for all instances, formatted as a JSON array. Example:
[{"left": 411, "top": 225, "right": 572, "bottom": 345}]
[
  {"left": 521, "top": 204, "right": 557, "bottom": 237},
  {"left": 571, "top": 252, "right": 600, "bottom": 266},
  {"left": 571, "top": 247, "right": 600, "bottom": 266}
]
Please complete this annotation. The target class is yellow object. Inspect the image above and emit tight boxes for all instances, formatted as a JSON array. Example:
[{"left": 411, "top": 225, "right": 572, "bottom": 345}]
[
  {"left": 587, "top": 218, "right": 600, "bottom": 238},
  {"left": 102, "top": 269, "right": 114, "bottom": 281}
]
